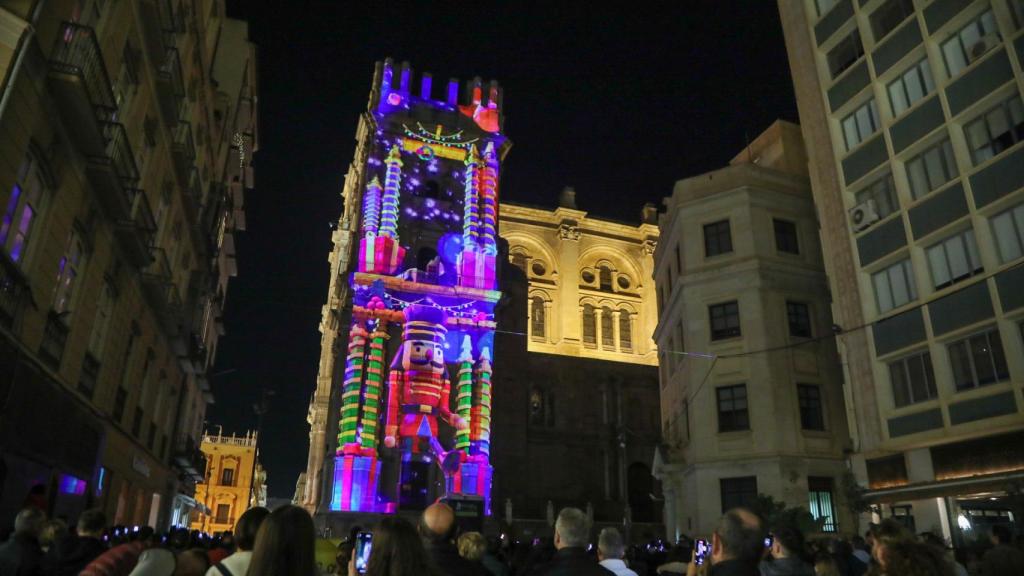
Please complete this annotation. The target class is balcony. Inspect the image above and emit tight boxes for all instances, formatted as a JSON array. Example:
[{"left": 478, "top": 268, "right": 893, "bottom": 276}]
[
  {"left": 0, "top": 254, "right": 30, "bottom": 330},
  {"left": 173, "top": 438, "right": 206, "bottom": 483},
  {"left": 78, "top": 352, "right": 100, "bottom": 398},
  {"left": 171, "top": 121, "right": 195, "bottom": 184},
  {"left": 155, "top": 48, "right": 185, "bottom": 126},
  {"left": 114, "top": 190, "right": 157, "bottom": 267},
  {"left": 48, "top": 22, "right": 117, "bottom": 157},
  {"left": 179, "top": 331, "right": 208, "bottom": 375},
  {"left": 38, "top": 311, "right": 70, "bottom": 371},
  {"left": 85, "top": 121, "right": 142, "bottom": 223},
  {"left": 182, "top": 166, "right": 202, "bottom": 221},
  {"left": 141, "top": 247, "right": 183, "bottom": 332},
  {"left": 139, "top": 0, "right": 184, "bottom": 70}
]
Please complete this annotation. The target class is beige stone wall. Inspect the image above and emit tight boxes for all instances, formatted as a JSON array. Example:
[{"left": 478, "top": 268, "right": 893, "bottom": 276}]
[
  {"left": 654, "top": 124, "right": 853, "bottom": 538},
  {"left": 500, "top": 203, "right": 659, "bottom": 366}
]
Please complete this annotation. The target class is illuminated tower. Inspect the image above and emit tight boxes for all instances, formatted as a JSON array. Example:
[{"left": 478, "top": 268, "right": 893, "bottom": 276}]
[{"left": 318, "top": 59, "right": 510, "bottom": 514}]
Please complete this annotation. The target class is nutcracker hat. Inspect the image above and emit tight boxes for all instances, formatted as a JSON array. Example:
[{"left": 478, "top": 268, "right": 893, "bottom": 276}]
[{"left": 403, "top": 304, "right": 447, "bottom": 342}]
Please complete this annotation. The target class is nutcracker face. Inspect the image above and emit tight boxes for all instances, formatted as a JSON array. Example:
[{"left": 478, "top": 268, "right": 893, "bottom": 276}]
[{"left": 406, "top": 338, "right": 445, "bottom": 372}]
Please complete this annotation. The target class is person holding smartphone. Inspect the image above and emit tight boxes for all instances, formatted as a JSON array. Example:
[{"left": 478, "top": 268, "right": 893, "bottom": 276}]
[
  {"left": 686, "top": 508, "right": 765, "bottom": 576},
  {"left": 347, "top": 517, "right": 440, "bottom": 576},
  {"left": 758, "top": 524, "right": 812, "bottom": 576}
]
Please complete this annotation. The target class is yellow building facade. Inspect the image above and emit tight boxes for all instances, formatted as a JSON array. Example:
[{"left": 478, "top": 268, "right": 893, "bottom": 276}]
[{"left": 191, "top": 431, "right": 266, "bottom": 534}]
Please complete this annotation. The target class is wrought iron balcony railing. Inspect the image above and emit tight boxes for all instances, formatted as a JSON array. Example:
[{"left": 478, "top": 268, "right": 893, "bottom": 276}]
[
  {"left": 50, "top": 22, "right": 117, "bottom": 116},
  {"left": 99, "top": 121, "right": 141, "bottom": 187},
  {"left": 0, "top": 253, "right": 29, "bottom": 330}
]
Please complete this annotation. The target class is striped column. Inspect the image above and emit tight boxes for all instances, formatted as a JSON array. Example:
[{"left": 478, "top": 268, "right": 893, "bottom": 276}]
[{"left": 337, "top": 322, "right": 368, "bottom": 448}]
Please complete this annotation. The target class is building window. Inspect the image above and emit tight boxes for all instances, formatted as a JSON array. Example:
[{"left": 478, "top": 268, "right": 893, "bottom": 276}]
[
  {"left": 827, "top": 29, "right": 865, "bottom": 79},
  {"left": 888, "top": 58, "right": 935, "bottom": 117},
  {"left": 889, "top": 351, "right": 938, "bottom": 408},
  {"left": 113, "top": 387, "right": 127, "bottom": 422},
  {"left": 842, "top": 99, "right": 881, "bottom": 151},
  {"left": 0, "top": 154, "right": 46, "bottom": 263},
  {"left": 215, "top": 504, "right": 230, "bottom": 524},
  {"left": 528, "top": 387, "right": 555, "bottom": 427},
  {"left": 808, "top": 477, "right": 837, "bottom": 532},
  {"left": 965, "top": 95, "right": 1024, "bottom": 165},
  {"left": 619, "top": 310, "right": 632, "bottom": 352},
  {"left": 132, "top": 408, "right": 143, "bottom": 437},
  {"left": 906, "top": 138, "right": 957, "bottom": 200},
  {"left": 221, "top": 468, "right": 235, "bottom": 486},
  {"left": 855, "top": 172, "right": 899, "bottom": 219},
  {"left": 872, "top": 258, "right": 917, "bottom": 313},
  {"left": 53, "top": 230, "right": 86, "bottom": 315},
  {"left": 601, "top": 306, "right": 614, "bottom": 349},
  {"left": 720, "top": 476, "right": 758, "bottom": 513},
  {"left": 926, "top": 228, "right": 983, "bottom": 289},
  {"left": 774, "top": 219, "right": 800, "bottom": 255},
  {"left": 815, "top": 0, "right": 839, "bottom": 17},
  {"left": 942, "top": 9, "right": 998, "bottom": 78},
  {"left": 870, "top": 0, "right": 915, "bottom": 41},
  {"left": 798, "top": 384, "right": 825, "bottom": 431},
  {"left": 948, "top": 329, "right": 1010, "bottom": 391},
  {"left": 599, "top": 265, "right": 613, "bottom": 291},
  {"left": 787, "top": 301, "right": 812, "bottom": 338},
  {"left": 704, "top": 220, "right": 733, "bottom": 257},
  {"left": 582, "top": 304, "right": 596, "bottom": 348},
  {"left": 530, "top": 296, "right": 545, "bottom": 342},
  {"left": 710, "top": 301, "right": 741, "bottom": 340},
  {"left": 990, "top": 202, "right": 1024, "bottom": 263},
  {"left": 717, "top": 384, "right": 749, "bottom": 432},
  {"left": 531, "top": 260, "right": 546, "bottom": 277},
  {"left": 1012, "top": 0, "right": 1024, "bottom": 28},
  {"left": 88, "top": 281, "right": 115, "bottom": 359}
]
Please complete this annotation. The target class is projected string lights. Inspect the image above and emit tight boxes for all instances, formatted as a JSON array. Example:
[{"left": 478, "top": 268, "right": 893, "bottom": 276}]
[{"left": 331, "top": 58, "right": 508, "bottom": 514}]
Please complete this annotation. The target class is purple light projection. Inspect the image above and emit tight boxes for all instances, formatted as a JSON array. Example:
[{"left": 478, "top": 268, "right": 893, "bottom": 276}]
[{"left": 331, "top": 59, "right": 507, "bottom": 515}]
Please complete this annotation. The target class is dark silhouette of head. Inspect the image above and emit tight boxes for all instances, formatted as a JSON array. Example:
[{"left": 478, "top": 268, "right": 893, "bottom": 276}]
[
  {"left": 712, "top": 508, "right": 765, "bottom": 566},
  {"left": 234, "top": 506, "right": 270, "bottom": 551},
  {"left": 420, "top": 502, "right": 457, "bottom": 544},
  {"left": 76, "top": 509, "right": 107, "bottom": 538},
  {"left": 991, "top": 524, "right": 1012, "bottom": 546},
  {"left": 248, "top": 505, "right": 317, "bottom": 576},
  {"left": 368, "top": 516, "right": 439, "bottom": 576}
]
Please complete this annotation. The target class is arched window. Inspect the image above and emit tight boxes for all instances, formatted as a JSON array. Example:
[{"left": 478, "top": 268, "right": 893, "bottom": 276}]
[
  {"left": 601, "top": 306, "right": 614, "bottom": 349},
  {"left": 582, "top": 304, "right": 596, "bottom": 348},
  {"left": 530, "top": 296, "right": 545, "bottom": 341},
  {"left": 620, "top": 310, "right": 632, "bottom": 352},
  {"left": 599, "top": 266, "right": 613, "bottom": 291}
]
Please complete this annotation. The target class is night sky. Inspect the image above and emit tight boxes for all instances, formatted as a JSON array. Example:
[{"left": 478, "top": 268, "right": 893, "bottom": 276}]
[{"left": 210, "top": 1, "right": 798, "bottom": 499}]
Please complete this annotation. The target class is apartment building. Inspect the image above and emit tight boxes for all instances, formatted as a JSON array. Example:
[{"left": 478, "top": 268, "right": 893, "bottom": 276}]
[
  {"left": 0, "top": 0, "right": 256, "bottom": 529},
  {"left": 779, "top": 0, "right": 1024, "bottom": 542},
  {"left": 653, "top": 121, "right": 853, "bottom": 539}
]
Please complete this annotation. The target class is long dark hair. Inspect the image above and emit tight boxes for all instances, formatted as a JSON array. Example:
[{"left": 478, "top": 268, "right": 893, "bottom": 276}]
[
  {"left": 366, "top": 517, "right": 440, "bottom": 576},
  {"left": 247, "top": 505, "right": 317, "bottom": 576}
]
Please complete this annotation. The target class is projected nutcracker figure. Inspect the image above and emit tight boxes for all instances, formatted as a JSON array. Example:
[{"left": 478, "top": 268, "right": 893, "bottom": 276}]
[{"left": 329, "top": 58, "right": 508, "bottom": 514}]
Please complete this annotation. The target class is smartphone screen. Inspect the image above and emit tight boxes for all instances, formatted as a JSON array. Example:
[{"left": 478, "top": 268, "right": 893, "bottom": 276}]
[
  {"left": 765, "top": 534, "right": 773, "bottom": 548},
  {"left": 355, "top": 532, "right": 372, "bottom": 574},
  {"left": 695, "top": 539, "right": 709, "bottom": 566}
]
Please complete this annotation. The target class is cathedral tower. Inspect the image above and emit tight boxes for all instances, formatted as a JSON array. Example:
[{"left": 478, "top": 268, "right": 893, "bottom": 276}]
[{"left": 302, "top": 60, "right": 510, "bottom": 515}]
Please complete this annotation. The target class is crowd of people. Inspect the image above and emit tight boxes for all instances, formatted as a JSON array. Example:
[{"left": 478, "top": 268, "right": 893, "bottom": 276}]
[{"left": 2, "top": 503, "right": 1023, "bottom": 576}]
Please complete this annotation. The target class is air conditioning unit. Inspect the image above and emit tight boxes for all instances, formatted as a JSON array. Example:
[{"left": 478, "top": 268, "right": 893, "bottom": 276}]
[
  {"left": 850, "top": 199, "right": 880, "bottom": 232},
  {"left": 968, "top": 34, "right": 1000, "bottom": 63}
]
